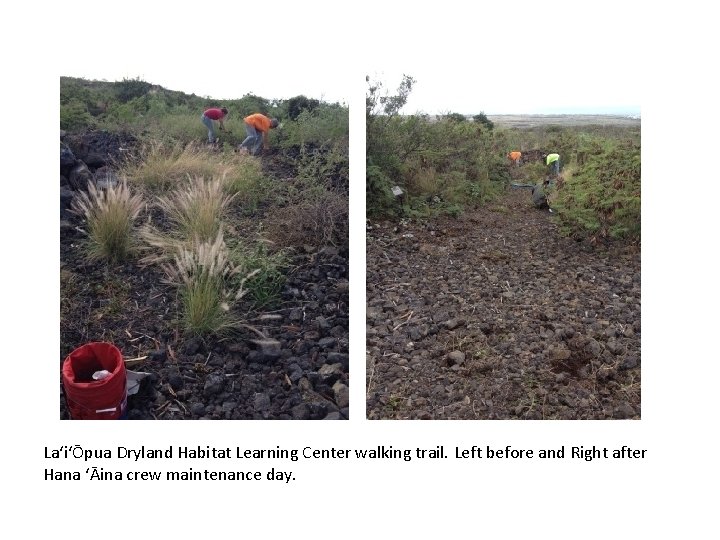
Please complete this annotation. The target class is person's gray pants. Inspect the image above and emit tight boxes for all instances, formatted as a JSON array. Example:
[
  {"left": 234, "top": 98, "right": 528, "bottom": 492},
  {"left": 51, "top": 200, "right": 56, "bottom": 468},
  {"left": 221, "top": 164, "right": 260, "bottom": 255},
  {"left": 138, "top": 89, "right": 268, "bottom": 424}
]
[
  {"left": 201, "top": 114, "right": 215, "bottom": 143},
  {"left": 240, "top": 123, "right": 263, "bottom": 155}
]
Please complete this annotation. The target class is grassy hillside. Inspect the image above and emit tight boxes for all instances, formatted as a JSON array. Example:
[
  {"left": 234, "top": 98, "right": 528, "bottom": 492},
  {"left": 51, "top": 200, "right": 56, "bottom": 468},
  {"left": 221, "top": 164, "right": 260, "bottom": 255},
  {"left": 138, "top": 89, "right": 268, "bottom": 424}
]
[{"left": 60, "top": 76, "right": 347, "bottom": 149}]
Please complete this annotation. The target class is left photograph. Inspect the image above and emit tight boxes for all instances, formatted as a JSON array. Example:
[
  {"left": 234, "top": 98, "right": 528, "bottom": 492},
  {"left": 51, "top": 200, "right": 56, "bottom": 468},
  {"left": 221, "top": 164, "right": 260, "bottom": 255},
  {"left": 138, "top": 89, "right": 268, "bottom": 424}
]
[{"left": 60, "top": 76, "right": 349, "bottom": 419}]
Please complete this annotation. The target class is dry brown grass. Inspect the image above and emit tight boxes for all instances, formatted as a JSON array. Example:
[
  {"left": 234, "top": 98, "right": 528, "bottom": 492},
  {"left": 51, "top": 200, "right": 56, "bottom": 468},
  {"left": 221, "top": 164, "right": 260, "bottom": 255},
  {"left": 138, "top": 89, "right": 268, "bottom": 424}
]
[{"left": 265, "top": 189, "right": 348, "bottom": 248}]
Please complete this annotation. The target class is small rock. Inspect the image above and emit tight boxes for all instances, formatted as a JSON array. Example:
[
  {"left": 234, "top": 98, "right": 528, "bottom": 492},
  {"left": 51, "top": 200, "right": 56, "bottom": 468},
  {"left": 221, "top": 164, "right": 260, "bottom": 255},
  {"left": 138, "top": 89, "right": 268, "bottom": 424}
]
[
  {"left": 318, "top": 337, "right": 337, "bottom": 349},
  {"left": 190, "top": 403, "right": 205, "bottom": 416},
  {"left": 315, "top": 316, "right": 331, "bottom": 330},
  {"left": 149, "top": 349, "right": 167, "bottom": 362},
  {"left": 167, "top": 372, "right": 184, "bottom": 391},
  {"left": 613, "top": 403, "right": 636, "bottom": 419},
  {"left": 203, "top": 373, "right": 225, "bottom": 396},
  {"left": 586, "top": 339, "right": 603, "bottom": 357},
  {"left": 621, "top": 355, "right": 639, "bottom": 370},
  {"left": 596, "top": 366, "right": 616, "bottom": 382},
  {"left": 288, "top": 364, "right": 304, "bottom": 383},
  {"left": 443, "top": 318, "right": 466, "bottom": 330},
  {"left": 446, "top": 351, "right": 465, "bottom": 366},
  {"left": 183, "top": 338, "right": 202, "bottom": 356},
  {"left": 318, "top": 363, "right": 344, "bottom": 384},
  {"left": 606, "top": 340, "right": 624, "bottom": 355},
  {"left": 251, "top": 339, "right": 282, "bottom": 360},
  {"left": 222, "top": 401, "right": 237, "bottom": 412},
  {"left": 326, "top": 352, "right": 349, "bottom": 371},
  {"left": 549, "top": 345, "right": 571, "bottom": 361},
  {"left": 332, "top": 381, "right": 350, "bottom": 408},
  {"left": 254, "top": 393, "right": 271, "bottom": 411},
  {"left": 291, "top": 403, "right": 310, "bottom": 420}
]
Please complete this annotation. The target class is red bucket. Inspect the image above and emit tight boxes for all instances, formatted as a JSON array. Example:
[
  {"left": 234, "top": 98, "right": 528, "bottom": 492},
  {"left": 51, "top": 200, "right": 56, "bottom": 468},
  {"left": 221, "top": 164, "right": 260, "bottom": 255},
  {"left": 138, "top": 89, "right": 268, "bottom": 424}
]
[{"left": 62, "top": 342, "right": 127, "bottom": 420}]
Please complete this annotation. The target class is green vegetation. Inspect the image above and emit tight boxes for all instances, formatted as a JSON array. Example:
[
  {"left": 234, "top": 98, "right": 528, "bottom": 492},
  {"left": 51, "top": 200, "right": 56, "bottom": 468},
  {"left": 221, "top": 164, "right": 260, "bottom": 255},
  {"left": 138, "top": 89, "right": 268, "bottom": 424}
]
[
  {"left": 550, "top": 140, "right": 640, "bottom": 239},
  {"left": 229, "top": 241, "right": 288, "bottom": 309},
  {"left": 366, "top": 75, "right": 505, "bottom": 217},
  {"left": 366, "top": 74, "right": 640, "bottom": 241}
]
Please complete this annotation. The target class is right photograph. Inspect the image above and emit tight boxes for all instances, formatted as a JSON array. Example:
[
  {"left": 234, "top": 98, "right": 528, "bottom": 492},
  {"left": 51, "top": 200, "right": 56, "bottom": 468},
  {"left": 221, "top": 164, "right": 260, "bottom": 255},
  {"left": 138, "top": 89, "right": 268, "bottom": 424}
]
[{"left": 366, "top": 74, "right": 640, "bottom": 420}]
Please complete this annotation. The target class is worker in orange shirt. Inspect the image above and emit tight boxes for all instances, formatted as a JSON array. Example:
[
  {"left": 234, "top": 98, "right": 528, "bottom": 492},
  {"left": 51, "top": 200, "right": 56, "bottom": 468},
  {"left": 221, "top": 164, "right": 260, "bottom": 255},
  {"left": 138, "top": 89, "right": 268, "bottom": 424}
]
[
  {"left": 508, "top": 151, "right": 522, "bottom": 167},
  {"left": 239, "top": 113, "right": 280, "bottom": 155}
]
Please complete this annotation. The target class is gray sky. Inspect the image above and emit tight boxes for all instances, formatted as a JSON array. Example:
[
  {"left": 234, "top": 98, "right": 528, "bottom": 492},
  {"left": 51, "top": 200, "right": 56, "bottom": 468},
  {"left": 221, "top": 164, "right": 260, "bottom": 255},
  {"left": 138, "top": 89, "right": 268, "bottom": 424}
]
[
  {"left": 55, "top": 1, "right": 351, "bottom": 105},
  {"left": 365, "top": 2, "right": 643, "bottom": 116},
  {"left": 52, "top": 1, "right": 646, "bottom": 115}
]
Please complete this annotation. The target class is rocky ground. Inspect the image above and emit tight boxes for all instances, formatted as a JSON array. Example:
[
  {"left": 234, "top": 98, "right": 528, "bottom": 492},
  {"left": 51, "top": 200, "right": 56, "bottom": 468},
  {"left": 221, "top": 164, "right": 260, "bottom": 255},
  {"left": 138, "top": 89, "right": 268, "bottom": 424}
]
[
  {"left": 60, "top": 132, "right": 349, "bottom": 420},
  {"left": 366, "top": 189, "right": 640, "bottom": 420}
]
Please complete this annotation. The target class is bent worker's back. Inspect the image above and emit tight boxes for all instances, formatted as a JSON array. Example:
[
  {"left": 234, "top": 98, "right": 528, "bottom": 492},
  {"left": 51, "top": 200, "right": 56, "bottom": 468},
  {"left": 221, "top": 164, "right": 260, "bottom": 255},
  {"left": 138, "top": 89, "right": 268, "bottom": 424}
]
[{"left": 245, "top": 113, "right": 272, "bottom": 133}]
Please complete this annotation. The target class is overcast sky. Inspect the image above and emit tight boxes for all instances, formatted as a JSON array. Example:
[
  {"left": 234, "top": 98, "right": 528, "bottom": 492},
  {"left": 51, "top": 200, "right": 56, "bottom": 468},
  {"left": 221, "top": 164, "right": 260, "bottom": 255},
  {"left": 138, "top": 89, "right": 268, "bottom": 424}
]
[
  {"left": 54, "top": 2, "right": 353, "bottom": 105},
  {"left": 364, "top": 3, "right": 644, "bottom": 116},
  {"left": 51, "top": 1, "right": 647, "bottom": 115}
]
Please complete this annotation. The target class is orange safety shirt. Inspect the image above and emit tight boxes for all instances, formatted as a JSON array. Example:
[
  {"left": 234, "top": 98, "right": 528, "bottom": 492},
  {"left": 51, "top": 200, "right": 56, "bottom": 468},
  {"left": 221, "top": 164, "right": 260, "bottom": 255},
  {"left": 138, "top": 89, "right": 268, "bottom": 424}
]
[
  {"left": 509, "top": 151, "right": 522, "bottom": 161},
  {"left": 244, "top": 113, "right": 272, "bottom": 133}
]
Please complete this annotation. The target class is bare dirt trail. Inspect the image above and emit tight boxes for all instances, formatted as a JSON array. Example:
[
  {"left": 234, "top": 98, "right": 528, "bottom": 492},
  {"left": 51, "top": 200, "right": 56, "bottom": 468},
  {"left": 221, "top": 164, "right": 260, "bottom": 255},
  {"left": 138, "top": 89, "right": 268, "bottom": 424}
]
[{"left": 366, "top": 189, "right": 640, "bottom": 420}]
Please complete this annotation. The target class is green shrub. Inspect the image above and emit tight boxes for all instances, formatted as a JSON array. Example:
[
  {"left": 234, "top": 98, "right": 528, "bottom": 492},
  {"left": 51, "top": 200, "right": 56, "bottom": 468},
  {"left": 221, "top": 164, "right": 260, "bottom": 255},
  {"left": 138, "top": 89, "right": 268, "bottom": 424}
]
[
  {"left": 287, "top": 95, "right": 320, "bottom": 120},
  {"left": 367, "top": 75, "right": 506, "bottom": 217},
  {"left": 117, "top": 77, "right": 152, "bottom": 103},
  {"left": 279, "top": 105, "right": 349, "bottom": 148},
  {"left": 551, "top": 141, "right": 640, "bottom": 239},
  {"left": 366, "top": 163, "right": 396, "bottom": 215},
  {"left": 295, "top": 143, "right": 349, "bottom": 189},
  {"left": 60, "top": 100, "right": 95, "bottom": 131},
  {"left": 473, "top": 112, "right": 494, "bottom": 130}
]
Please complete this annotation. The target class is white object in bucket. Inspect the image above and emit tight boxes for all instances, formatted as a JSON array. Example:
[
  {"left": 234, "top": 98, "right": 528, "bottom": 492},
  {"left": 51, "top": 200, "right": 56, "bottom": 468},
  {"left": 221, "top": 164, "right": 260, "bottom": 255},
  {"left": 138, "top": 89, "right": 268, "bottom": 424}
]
[{"left": 92, "top": 370, "right": 111, "bottom": 380}]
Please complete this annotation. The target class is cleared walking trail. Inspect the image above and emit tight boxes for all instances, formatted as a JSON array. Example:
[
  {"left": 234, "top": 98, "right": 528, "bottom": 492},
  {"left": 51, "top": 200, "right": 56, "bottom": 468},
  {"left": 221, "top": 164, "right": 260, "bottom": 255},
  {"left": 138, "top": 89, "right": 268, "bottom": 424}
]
[{"left": 366, "top": 189, "right": 640, "bottom": 420}]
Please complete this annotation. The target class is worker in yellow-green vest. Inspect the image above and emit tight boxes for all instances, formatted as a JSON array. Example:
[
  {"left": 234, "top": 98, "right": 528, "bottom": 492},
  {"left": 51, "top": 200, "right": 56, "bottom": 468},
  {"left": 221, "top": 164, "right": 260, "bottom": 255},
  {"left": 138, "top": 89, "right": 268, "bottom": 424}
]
[{"left": 546, "top": 153, "right": 560, "bottom": 176}]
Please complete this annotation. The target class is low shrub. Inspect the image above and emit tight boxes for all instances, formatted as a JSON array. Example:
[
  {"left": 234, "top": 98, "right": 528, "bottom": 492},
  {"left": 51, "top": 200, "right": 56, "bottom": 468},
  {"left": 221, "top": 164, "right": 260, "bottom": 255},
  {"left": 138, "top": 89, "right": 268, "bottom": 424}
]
[{"left": 267, "top": 187, "right": 348, "bottom": 248}]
